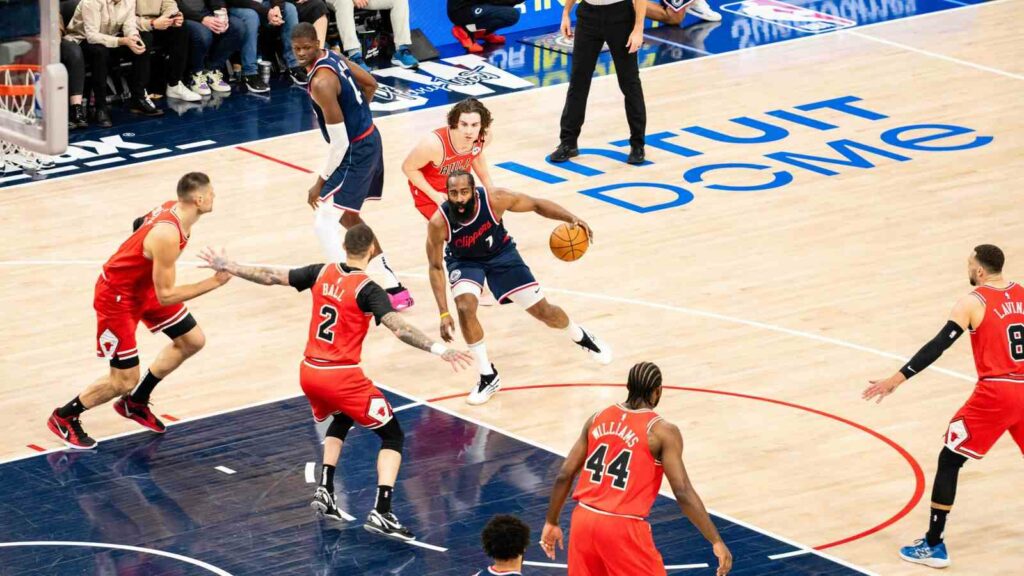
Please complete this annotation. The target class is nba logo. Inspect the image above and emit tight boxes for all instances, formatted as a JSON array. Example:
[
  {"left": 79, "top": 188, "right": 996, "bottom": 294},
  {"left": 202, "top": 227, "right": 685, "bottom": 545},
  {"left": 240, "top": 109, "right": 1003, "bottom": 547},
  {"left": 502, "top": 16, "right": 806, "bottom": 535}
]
[{"left": 720, "top": 0, "right": 857, "bottom": 33}]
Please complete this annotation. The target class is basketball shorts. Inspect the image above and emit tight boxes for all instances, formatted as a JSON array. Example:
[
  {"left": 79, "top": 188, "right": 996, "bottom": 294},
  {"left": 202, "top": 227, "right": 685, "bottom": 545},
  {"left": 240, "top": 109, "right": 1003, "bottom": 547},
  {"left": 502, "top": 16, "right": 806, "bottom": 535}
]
[
  {"left": 445, "top": 245, "right": 541, "bottom": 306},
  {"left": 94, "top": 276, "right": 191, "bottom": 367},
  {"left": 661, "top": 0, "right": 692, "bottom": 12},
  {"left": 568, "top": 504, "right": 666, "bottom": 576},
  {"left": 320, "top": 127, "right": 384, "bottom": 213},
  {"left": 409, "top": 182, "right": 442, "bottom": 220},
  {"left": 299, "top": 361, "right": 394, "bottom": 429},
  {"left": 944, "top": 380, "right": 1024, "bottom": 459}
]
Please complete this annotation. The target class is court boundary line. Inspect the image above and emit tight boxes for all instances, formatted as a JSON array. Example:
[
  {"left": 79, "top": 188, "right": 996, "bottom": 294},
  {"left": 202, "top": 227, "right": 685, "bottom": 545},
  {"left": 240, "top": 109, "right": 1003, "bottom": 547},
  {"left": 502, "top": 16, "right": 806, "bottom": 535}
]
[
  {"left": 0, "top": 541, "right": 233, "bottom": 575},
  {"left": 846, "top": 29, "right": 1024, "bottom": 81},
  {"left": 0, "top": 0, "right": 1013, "bottom": 191}
]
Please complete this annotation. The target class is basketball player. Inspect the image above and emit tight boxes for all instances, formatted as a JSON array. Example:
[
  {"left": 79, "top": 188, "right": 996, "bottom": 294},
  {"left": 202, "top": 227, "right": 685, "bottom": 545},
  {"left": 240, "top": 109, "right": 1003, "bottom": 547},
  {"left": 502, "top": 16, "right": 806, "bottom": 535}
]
[
  {"left": 46, "top": 172, "right": 229, "bottom": 450},
  {"left": 475, "top": 514, "right": 530, "bottom": 576},
  {"left": 646, "top": 0, "right": 721, "bottom": 25},
  {"left": 402, "top": 97, "right": 495, "bottom": 221},
  {"left": 863, "top": 245, "right": 1024, "bottom": 568},
  {"left": 427, "top": 170, "right": 612, "bottom": 405},
  {"left": 540, "top": 362, "right": 732, "bottom": 576},
  {"left": 198, "top": 224, "right": 472, "bottom": 540},
  {"left": 290, "top": 22, "right": 413, "bottom": 311}
]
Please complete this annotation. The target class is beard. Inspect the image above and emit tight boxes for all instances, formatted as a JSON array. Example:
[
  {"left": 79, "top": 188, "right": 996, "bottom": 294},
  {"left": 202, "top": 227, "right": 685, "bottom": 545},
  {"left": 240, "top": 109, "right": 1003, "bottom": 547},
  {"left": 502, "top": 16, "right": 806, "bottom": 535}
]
[
  {"left": 452, "top": 197, "right": 476, "bottom": 224},
  {"left": 969, "top": 273, "right": 978, "bottom": 287}
]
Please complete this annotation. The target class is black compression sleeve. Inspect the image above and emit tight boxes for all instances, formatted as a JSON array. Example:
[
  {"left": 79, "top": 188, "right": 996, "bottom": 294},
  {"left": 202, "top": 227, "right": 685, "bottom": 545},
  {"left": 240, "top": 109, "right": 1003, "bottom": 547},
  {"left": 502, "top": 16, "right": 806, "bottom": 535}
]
[{"left": 899, "top": 321, "right": 965, "bottom": 380}]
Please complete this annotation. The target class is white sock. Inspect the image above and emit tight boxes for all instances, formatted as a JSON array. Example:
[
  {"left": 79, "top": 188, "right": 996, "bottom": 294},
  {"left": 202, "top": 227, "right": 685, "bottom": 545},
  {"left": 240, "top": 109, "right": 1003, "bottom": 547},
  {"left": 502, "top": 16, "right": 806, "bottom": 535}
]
[
  {"left": 469, "top": 341, "right": 494, "bottom": 375},
  {"left": 565, "top": 320, "right": 585, "bottom": 342},
  {"left": 367, "top": 252, "right": 401, "bottom": 289},
  {"left": 314, "top": 204, "right": 345, "bottom": 262}
]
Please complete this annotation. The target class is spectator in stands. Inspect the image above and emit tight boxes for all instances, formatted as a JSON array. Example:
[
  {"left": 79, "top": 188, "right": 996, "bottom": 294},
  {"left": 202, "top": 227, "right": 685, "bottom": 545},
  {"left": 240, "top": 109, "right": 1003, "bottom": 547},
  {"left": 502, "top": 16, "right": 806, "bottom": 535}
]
[
  {"left": 290, "top": 0, "right": 329, "bottom": 48},
  {"left": 58, "top": 14, "right": 88, "bottom": 129},
  {"left": 474, "top": 515, "right": 529, "bottom": 576},
  {"left": 179, "top": 0, "right": 243, "bottom": 96},
  {"left": 447, "top": 0, "right": 522, "bottom": 54},
  {"left": 64, "top": 0, "right": 164, "bottom": 128},
  {"left": 223, "top": 0, "right": 271, "bottom": 92},
  {"left": 328, "top": 0, "right": 418, "bottom": 71},
  {"left": 135, "top": 0, "right": 201, "bottom": 101}
]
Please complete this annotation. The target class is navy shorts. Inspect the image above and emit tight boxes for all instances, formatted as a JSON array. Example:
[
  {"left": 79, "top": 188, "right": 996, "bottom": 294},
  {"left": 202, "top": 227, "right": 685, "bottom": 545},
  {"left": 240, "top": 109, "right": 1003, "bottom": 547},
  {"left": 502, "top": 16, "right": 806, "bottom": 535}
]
[
  {"left": 445, "top": 244, "right": 538, "bottom": 305},
  {"left": 321, "top": 127, "right": 383, "bottom": 213}
]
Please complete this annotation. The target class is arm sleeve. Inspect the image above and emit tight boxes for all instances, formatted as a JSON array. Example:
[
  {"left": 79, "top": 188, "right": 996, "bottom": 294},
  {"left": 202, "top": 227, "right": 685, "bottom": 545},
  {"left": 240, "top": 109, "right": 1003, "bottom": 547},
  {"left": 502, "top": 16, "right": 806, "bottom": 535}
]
[
  {"left": 899, "top": 320, "right": 965, "bottom": 380},
  {"left": 356, "top": 282, "right": 396, "bottom": 325},
  {"left": 288, "top": 264, "right": 325, "bottom": 292}
]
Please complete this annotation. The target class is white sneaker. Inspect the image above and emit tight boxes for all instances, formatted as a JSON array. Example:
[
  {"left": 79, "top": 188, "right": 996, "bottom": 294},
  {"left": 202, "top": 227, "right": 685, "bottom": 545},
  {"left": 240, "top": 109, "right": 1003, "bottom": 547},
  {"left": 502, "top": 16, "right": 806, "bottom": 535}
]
[
  {"left": 206, "top": 70, "right": 231, "bottom": 93},
  {"left": 688, "top": 0, "right": 722, "bottom": 22},
  {"left": 577, "top": 328, "right": 613, "bottom": 365},
  {"left": 467, "top": 367, "right": 501, "bottom": 405},
  {"left": 166, "top": 81, "right": 201, "bottom": 102},
  {"left": 189, "top": 72, "right": 211, "bottom": 96}
]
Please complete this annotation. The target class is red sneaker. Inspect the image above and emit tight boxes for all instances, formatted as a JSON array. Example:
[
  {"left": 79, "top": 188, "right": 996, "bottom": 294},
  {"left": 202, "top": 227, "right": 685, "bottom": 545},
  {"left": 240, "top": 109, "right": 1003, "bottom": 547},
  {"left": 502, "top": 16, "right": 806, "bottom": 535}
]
[
  {"left": 113, "top": 395, "right": 166, "bottom": 433},
  {"left": 47, "top": 409, "right": 97, "bottom": 450},
  {"left": 474, "top": 30, "right": 506, "bottom": 45},
  {"left": 451, "top": 26, "right": 482, "bottom": 53}
]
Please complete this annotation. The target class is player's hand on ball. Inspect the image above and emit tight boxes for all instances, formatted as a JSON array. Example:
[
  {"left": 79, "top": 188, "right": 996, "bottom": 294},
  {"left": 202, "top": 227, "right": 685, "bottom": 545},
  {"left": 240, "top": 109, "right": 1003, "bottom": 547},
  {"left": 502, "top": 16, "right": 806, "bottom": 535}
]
[
  {"left": 862, "top": 374, "right": 905, "bottom": 404},
  {"left": 571, "top": 219, "right": 593, "bottom": 244},
  {"left": 440, "top": 314, "right": 456, "bottom": 343},
  {"left": 441, "top": 349, "right": 473, "bottom": 371},
  {"left": 540, "top": 522, "right": 563, "bottom": 560},
  {"left": 712, "top": 541, "right": 732, "bottom": 576}
]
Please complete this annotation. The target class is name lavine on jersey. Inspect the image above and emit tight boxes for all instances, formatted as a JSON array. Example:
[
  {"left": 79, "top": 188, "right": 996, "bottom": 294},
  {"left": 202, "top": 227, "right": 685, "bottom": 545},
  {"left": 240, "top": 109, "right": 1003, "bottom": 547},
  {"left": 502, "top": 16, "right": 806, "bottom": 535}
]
[
  {"left": 591, "top": 421, "right": 639, "bottom": 448},
  {"left": 994, "top": 301, "right": 1024, "bottom": 320},
  {"left": 454, "top": 220, "right": 493, "bottom": 250}
]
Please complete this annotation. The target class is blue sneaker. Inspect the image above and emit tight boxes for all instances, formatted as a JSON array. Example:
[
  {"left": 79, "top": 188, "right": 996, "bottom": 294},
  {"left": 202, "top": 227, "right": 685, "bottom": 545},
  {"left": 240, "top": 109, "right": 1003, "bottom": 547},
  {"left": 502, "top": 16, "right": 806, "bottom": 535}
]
[
  {"left": 390, "top": 45, "right": 419, "bottom": 69},
  {"left": 346, "top": 51, "right": 372, "bottom": 73},
  {"left": 899, "top": 538, "right": 950, "bottom": 568}
]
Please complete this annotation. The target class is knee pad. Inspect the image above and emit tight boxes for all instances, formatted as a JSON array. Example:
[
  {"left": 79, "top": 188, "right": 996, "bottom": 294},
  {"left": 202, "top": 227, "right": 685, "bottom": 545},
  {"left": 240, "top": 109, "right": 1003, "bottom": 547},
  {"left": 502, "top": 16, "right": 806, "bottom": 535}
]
[
  {"left": 372, "top": 418, "right": 404, "bottom": 453},
  {"left": 326, "top": 413, "right": 354, "bottom": 441},
  {"left": 938, "top": 446, "right": 968, "bottom": 470}
]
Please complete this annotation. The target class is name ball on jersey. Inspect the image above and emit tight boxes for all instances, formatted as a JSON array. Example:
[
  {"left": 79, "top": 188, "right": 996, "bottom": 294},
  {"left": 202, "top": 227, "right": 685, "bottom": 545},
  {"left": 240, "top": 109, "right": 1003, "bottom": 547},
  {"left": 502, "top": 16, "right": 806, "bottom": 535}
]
[{"left": 549, "top": 223, "right": 589, "bottom": 262}]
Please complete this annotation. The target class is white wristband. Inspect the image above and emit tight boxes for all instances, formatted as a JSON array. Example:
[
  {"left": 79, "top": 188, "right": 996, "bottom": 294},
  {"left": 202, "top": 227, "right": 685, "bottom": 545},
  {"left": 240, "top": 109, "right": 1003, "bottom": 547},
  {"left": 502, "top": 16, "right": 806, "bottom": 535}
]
[{"left": 430, "top": 343, "right": 447, "bottom": 356}]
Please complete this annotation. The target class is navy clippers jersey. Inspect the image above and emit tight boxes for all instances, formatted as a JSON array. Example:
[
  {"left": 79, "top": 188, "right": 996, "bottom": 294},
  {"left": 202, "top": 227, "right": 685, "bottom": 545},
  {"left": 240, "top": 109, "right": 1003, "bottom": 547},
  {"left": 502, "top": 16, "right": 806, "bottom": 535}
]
[
  {"left": 307, "top": 50, "right": 374, "bottom": 143},
  {"left": 441, "top": 187, "right": 512, "bottom": 260}
]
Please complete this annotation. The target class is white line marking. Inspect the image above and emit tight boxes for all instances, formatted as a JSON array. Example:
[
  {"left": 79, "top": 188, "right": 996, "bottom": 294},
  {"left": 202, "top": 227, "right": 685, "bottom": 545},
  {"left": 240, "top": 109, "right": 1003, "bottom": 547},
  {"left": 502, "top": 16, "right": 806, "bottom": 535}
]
[
  {"left": 2, "top": 0, "right": 1012, "bottom": 191},
  {"left": 305, "top": 461, "right": 316, "bottom": 483},
  {"left": 177, "top": 140, "right": 217, "bottom": 150},
  {"left": 525, "top": 560, "right": 710, "bottom": 570},
  {"left": 393, "top": 401, "right": 424, "bottom": 412},
  {"left": 940, "top": 0, "right": 970, "bottom": 5},
  {"left": 642, "top": 33, "right": 713, "bottom": 55},
  {"left": 333, "top": 507, "right": 357, "bottom": 522},
  {"left": 847, "top": 30, "right": 1024, "bottom": 81},
  {"left": 768, "top": 549, "right": 813, "bottom": 560},
  {"left": 215, "top": 465, "right": 236, "bottom": 475},
  {"left": 84, "top": 157, "right": 126, "bottom": 167},
  {"left": 0, "top": 173, "right": 30, "bottom": 184},
  {"left": 405, "top": 539, "right": 448, "bottom": 553},
  {"left": 665, "top": 564, "right": 711, "bottom": 569},
  {"left": 523, "top": 561, "right": 568, "bottom": 568},
  {"left": 37, "top": 166, "right": 78, "bottom": 176},
  {"left": 131, "top": 148, "right": 172, "bottom": 158},
  {"left": 0, "top": 541, "right": 233, "bottom": 575}
]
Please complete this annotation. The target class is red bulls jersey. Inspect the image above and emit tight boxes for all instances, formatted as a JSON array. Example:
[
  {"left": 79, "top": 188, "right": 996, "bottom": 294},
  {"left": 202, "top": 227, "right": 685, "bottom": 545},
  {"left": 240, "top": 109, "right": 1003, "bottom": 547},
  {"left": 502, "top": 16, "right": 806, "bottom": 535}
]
[
  {"left": 302, "top": 265, "right": 378, "bottom": 366},
  {"left": 970, "top": 283, "right": 1024, "bottom": 382},
  {"left": 421, "top": 126, "right": 483, "bottom": 192},
  {"left": 101, "top": 201, "right": 187, "bottom": 299},
  {"left": 573, "top": 404, "right": 665, "bottom": 518}
]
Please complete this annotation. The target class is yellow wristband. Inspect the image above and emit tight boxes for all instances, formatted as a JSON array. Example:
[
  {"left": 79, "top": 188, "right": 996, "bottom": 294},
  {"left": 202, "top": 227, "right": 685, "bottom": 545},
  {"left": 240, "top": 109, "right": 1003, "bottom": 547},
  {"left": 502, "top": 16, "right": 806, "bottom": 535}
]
[{"left": 440, "top": 312, "right": 451, "bottom": 319}]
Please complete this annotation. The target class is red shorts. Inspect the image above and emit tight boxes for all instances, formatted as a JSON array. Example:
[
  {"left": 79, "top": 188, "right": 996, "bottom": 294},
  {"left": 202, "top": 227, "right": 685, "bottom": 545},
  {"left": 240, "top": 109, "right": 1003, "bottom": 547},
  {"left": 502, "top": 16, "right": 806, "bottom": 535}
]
[
  {"left": 945, "top": 380, "right": 1024, "bottom": 459},
  {"left": 409, "top": 182, "right": 442, "bottom": 220},
  {"left": 568, "top": 504, "right": 665, "bottom": 576},
  {"left": 94, "top": 276, "right": 188, "bottom": 363},
  {"left": 299, "top": 360, "right": 394, "bottom": 428}
]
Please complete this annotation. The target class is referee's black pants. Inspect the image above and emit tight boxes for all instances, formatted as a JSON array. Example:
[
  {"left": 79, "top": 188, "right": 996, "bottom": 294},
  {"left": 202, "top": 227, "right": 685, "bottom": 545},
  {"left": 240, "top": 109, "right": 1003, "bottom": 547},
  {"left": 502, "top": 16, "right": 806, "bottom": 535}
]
[{"left": 559, "top": 1, "right": 646, "bottom": 150}]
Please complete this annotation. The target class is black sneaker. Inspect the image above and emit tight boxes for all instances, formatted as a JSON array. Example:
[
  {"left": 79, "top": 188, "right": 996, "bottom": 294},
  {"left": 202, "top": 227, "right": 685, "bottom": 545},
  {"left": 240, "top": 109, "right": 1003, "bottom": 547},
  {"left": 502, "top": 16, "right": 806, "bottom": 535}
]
[
  {"left": 364, "top": 509, "right": 415, "bottom": 541},
  {"left": 311, "top": 486, "right": 346, "bottom": 521},
  {"left": 244, "top": 75, "right": 270, "bottom": 94},
  {"left": 287, "top": 66, "right": 309, "bottom": 86},
  {"left": 93, "top": 106, "right": 112, "bottom": 128},
  {"left": 69, "top": 103, "right": 87, "bottom": 129},
  {"left": 467, "top": 364, "right": 500, "bottom": 405},
  {"left": 548, "top": 143, "right": 579, "bottom": 163},
  {"left": 576, "top": 328, "right": 613, "bottom": 365},
  {"left": 129, "top": 95, "right": 164, "bottom": 117},
  {"left": 627, "top": 146, "right": 645, "bottom": 165}
]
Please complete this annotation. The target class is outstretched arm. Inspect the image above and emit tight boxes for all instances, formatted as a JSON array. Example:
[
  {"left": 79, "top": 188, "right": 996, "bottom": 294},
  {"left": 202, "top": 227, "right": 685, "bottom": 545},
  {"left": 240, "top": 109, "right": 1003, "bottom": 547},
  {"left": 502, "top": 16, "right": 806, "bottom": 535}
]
[
  {"left": 863, "top": 293, "right": 981, "bottom": 403},
  {"left": 490, "top": 188, "right": 593, "bottom": 243},
  {"left": 380, "top": 310, "right": 473, "bottom": 370},
  {"left": 540, "top": 416, "right": 592, "bottom": 560},
  {"left": 198, "top": 247, "right": 290, "bottom": 286}
]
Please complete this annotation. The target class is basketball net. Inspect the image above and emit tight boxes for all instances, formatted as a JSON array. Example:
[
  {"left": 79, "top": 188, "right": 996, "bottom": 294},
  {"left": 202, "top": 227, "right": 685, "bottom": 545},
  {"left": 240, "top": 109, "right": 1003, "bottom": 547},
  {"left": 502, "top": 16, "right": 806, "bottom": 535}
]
[{"left": 0, "top": 64, "right": 56, "bottom": 176}]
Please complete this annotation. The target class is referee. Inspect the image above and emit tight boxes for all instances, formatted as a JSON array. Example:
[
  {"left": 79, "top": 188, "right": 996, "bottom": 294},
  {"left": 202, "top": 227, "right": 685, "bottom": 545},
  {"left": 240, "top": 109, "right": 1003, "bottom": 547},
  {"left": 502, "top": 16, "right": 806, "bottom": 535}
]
[{"left": 549, "top": 0, "right": 647, "bottom": 165}]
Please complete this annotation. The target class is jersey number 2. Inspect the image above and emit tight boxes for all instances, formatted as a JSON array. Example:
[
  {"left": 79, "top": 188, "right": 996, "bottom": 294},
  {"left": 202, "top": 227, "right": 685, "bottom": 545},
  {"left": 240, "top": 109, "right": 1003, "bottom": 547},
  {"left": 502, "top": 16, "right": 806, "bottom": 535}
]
[
  {"left": 317, "top": 305, "right": 338, "bottom": 343},
  {"left": 1008, "top": 324, "right": 1024, "bottom": 361},
  {"left": 584, "top": 444, "right": 632, "bottom": 490}
]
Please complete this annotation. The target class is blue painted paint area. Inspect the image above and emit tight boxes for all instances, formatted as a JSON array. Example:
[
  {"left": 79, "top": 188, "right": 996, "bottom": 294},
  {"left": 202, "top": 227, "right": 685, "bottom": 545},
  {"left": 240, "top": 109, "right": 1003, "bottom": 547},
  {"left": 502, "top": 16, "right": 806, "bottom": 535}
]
[
  {"left": 0, "top": 0, "right": 980, "bottom": 189},
  {"left": 0, "top": 390, "right": 867, "bottom": 575}
]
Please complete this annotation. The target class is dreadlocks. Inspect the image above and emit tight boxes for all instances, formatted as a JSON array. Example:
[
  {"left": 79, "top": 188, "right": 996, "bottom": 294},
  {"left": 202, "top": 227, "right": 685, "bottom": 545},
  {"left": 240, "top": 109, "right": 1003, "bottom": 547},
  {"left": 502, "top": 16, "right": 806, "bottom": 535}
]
[{"left": 626, "top": 362, "right": 663, "bottom": 407}]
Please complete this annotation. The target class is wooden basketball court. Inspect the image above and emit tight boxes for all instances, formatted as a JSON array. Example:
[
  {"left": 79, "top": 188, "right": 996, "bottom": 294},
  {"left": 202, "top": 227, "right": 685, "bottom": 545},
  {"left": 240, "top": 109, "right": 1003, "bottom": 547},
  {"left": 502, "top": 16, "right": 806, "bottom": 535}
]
[{"left": 2, "top": 1, "right": 1021, "bottom": 573}]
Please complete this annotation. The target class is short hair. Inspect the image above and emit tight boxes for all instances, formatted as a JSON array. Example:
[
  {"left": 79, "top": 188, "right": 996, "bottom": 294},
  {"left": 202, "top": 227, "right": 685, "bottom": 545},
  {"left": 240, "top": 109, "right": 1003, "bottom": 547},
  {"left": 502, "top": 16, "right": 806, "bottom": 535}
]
[
  {"left": 177, "top": 172, "right": 210, "bottom": 200},
  {"left": 291, "top": 22, "right": 318, "bottom": 42},
  {"left": 447, "top": 97, "right": 493, "bottom": 140},
  {"left": 626, "top": 362, "right": 663, "bottom": 406},
  {"left": 974, "top": 244, "right": 1004, "bottom": 274},
  {"left": 343, "top": 223, "right": 375, "bottom": 257},
  {"left": 446, "top": 170, "right": 475, "bottom": 191},
  {"left": 481, "top": 515, "right": 530, "bottom": 561}
]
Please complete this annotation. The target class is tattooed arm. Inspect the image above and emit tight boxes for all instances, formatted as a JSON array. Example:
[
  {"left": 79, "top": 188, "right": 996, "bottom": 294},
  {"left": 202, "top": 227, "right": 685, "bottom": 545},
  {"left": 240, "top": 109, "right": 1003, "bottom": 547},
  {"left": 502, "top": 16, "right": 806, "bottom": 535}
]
[
  {"left": 381, "top": 312, "right": 436, "bottom": 352},
  {"left": 198, "top": 247, "right": 294, "bottom": 287}
]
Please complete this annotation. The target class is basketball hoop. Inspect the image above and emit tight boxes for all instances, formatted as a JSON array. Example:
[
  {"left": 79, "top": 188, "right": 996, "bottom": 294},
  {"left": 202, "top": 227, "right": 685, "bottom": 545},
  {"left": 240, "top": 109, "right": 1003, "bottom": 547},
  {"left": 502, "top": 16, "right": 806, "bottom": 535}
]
[{"left": 0, "top": 64, "right": 55, "bottom": 176}]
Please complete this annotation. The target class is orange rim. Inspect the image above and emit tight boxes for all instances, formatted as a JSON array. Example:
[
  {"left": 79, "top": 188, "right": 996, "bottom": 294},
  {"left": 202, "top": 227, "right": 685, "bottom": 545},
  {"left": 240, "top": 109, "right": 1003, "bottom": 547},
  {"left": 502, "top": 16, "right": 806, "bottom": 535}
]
[{"left": 0, "top": 65, "right": 40, "bottom": 98}]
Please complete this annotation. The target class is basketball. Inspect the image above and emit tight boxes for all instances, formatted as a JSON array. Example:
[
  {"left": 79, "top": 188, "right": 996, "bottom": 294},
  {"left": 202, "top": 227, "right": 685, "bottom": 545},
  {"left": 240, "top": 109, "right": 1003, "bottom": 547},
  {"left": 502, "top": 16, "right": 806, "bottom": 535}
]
[{"left": 549, "top": 223, "right": 589, "bottom": 262}]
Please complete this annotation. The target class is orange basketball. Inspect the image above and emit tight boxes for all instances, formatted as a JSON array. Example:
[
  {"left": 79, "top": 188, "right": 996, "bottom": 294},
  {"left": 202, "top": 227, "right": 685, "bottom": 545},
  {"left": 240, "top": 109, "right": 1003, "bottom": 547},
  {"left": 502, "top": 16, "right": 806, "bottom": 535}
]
[{"left": 549, "top": 223, "right": 589, "bottom": 262}]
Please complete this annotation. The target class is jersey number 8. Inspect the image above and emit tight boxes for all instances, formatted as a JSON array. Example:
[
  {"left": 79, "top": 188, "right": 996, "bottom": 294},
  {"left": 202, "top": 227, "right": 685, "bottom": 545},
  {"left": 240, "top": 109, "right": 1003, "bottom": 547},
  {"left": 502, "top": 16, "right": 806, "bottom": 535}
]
[{"left": 1008, "top": 324, "right": 1024, "bottom": 361}]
